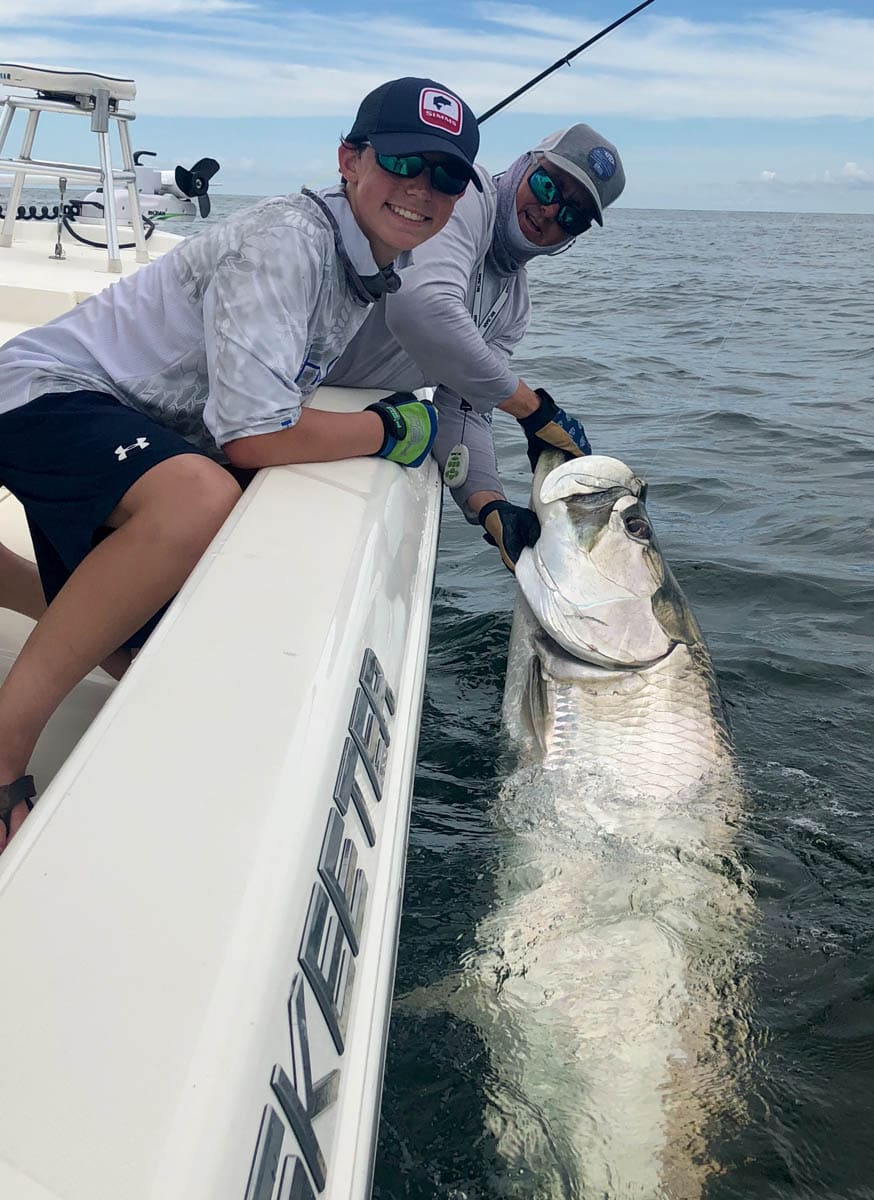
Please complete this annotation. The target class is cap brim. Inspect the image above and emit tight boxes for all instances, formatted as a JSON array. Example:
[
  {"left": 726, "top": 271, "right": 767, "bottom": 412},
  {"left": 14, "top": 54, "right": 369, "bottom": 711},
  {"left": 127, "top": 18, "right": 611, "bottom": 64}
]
[
  {"left": 369, "top": 131, "right": 482, "bottom": 191},
  {"left": 541, "top": 151, "right": 604, "bottom": 225}
]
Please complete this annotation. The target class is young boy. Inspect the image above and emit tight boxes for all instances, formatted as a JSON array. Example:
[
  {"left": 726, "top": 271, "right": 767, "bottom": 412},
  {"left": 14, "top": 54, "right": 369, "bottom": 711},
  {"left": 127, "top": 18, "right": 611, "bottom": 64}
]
[{"left": 0, "top": 76, "right": 481, "bottom": 850}]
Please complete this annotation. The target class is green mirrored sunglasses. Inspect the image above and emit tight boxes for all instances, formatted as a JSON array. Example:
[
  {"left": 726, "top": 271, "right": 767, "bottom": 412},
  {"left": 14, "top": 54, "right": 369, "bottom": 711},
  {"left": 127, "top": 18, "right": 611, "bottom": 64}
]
[
  {"left": 374, "top": 152, "right": 470, "bottom": 197},
  {"left": 528, "top": 166, "right": 595, "bottom": 236}
]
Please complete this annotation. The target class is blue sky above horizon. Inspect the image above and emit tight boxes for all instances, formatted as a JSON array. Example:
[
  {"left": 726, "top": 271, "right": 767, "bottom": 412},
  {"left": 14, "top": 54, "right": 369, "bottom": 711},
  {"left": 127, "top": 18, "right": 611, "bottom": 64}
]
[{"left": 2, "top": 0, "right": 873, "bottom": 213}]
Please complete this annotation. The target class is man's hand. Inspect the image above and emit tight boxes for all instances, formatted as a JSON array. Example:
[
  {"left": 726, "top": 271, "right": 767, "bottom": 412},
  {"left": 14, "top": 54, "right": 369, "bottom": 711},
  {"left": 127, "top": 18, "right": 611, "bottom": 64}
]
[
  {"left": 516, "top": 387, "right": 591, "bottom": 470},
  {"left": 478, "top": 500, "right": 540, "bottom": 573},
  {"left": 366, "top": 392, "right": 439, "bottom": 467}
]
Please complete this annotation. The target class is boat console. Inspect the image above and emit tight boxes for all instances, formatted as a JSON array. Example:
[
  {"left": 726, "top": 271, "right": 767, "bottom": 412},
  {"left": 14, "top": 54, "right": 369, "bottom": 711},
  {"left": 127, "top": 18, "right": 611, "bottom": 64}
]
[{"left": 0, "top": 62, "right": 147, "bottom": 271}]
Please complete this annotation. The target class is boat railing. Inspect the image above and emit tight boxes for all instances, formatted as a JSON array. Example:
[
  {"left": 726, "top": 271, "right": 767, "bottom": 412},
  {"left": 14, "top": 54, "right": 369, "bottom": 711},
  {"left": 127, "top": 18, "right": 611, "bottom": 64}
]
[{"left": 0, "top": 64, "right": 150, "bottom": 273}]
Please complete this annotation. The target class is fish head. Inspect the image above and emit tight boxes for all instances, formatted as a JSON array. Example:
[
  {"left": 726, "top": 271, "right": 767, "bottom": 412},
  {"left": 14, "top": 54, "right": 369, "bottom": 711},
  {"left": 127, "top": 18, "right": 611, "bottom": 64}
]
[{"left": 515, "top": 453, "right": 703, "bottom": 668}]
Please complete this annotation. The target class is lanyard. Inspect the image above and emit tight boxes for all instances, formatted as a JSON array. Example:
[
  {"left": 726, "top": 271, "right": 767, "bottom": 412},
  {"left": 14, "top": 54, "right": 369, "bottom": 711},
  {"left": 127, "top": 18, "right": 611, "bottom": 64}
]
[
  {"left": 470, "top": 262, "right": 510, "bottom": 333},
  {"left": 445, "top": 265, "right": 509, "bottom": 492},
  {"left": 301, "top": 188, "right": 400, "bottom": 305}
]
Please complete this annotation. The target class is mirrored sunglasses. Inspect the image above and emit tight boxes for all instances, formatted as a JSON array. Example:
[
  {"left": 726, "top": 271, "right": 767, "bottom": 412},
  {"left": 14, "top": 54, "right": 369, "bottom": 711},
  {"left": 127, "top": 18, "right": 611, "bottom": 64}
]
[
  {"left": 374, "top": 152, "right": 470, "bottom": 197},
  {"left": 527, "top": 166, "right": 595, "bottom": 236}
]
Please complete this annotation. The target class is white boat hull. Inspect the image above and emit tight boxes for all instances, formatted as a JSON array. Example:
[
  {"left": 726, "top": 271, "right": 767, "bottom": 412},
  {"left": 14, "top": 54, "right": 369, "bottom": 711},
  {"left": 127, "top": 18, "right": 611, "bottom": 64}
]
[
  {"left": 0, "top": 392, "right": 442, "bottom": 1198},
  {"left": 1, "top": 184, "right": 443, "bottom": 1198}
]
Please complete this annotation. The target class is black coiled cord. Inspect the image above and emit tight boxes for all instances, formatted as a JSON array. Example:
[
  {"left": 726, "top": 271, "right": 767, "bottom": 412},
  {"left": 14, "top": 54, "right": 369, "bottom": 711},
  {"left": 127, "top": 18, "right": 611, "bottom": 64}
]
[
  {"left": 0, "top": 200, "right": 83, "bottom": 220},
  {"left": 0, "top": 198, "right": 156, "bottom": 248}
]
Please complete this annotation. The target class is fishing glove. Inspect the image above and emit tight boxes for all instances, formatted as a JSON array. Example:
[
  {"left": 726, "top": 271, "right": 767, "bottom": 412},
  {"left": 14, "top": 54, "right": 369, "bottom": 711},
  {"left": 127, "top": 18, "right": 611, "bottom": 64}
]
[
  {"left": 517, "top": 388, "right": 591, "bottom": 471},
  {"left": 366, "top": 392, "right": 438, "bottom": 468},
  {"left": 479, "top": 500, "right": 541, "bottom": 573}
]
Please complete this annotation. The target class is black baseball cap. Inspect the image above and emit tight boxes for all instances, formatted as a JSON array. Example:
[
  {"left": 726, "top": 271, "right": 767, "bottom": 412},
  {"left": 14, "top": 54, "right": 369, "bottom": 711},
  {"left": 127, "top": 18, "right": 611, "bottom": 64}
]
[{"left": 348, "top": 77, "right": 482, "bottom": 191}]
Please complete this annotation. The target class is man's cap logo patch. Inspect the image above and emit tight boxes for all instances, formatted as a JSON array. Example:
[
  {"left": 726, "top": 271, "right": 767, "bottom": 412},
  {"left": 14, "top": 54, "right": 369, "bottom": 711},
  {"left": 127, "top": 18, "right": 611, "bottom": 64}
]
[
  {"left": 588, "top": 146, "right": 617, "bottom": 181},
  {"left": 419, "top": 88, "right": 462, "bottom": 135}
]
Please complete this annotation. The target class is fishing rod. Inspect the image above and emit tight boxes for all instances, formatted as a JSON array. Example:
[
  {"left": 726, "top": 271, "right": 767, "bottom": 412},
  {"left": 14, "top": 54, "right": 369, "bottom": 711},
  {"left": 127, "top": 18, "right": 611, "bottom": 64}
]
[{"left": 477, "top": 0, "right": 656, "bottom": 124}]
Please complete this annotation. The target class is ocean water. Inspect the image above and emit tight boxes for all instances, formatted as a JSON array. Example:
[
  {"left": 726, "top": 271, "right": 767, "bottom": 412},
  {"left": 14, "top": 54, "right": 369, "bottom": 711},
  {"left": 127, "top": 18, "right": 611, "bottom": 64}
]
[{"left": 22, "top": 191, "right": 871, "bottom": 1195}]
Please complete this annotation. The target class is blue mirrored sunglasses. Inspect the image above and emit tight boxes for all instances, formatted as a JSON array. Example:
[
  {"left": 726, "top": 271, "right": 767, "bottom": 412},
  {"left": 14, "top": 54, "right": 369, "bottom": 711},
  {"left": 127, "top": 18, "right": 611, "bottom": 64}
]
[{"left": 527, "top": 166, "right": 595, "bottom": 236}]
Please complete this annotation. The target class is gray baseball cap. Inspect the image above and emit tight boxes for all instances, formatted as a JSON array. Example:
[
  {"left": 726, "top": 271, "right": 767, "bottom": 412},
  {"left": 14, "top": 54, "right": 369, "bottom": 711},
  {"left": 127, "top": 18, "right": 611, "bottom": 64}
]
[{"left": 534, "top": 125, "right": 625, "bottom": 225}]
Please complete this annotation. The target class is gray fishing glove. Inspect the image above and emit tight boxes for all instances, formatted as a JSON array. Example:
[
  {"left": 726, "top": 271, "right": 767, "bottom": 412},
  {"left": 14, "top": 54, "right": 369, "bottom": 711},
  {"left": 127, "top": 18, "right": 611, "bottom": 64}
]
[
  {"left": 479, "top": 500, "right": 541, "bottom": 573},
  {"left": 517, "top": 388, "right": 592, "bottom": 470}
]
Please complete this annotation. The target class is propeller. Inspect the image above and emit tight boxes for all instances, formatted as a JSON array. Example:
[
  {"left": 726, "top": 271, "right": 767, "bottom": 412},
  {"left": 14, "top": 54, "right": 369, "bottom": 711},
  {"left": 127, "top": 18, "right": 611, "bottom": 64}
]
[{"left": 174, "top": 157, "right": 220, "bottom": 218}]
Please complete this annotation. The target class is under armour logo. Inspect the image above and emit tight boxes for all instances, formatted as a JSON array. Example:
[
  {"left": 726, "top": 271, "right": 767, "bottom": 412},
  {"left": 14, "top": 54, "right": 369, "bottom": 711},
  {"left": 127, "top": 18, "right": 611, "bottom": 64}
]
[{"left": 115, "top": 437, "right": 150, "bottom": 462}]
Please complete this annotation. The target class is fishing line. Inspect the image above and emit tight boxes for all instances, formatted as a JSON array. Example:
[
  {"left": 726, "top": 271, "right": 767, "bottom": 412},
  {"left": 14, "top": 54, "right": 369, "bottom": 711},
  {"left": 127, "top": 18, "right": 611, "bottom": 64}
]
[{"left": 444, "top": 1, "right": 658, "bottom": 490}]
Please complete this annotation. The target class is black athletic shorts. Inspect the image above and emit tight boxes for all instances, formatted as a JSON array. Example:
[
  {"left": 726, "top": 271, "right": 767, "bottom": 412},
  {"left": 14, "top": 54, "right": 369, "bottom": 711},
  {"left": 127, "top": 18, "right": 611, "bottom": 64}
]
[{"left": 0, "top": 389, "right": 225, "bottom": 648}]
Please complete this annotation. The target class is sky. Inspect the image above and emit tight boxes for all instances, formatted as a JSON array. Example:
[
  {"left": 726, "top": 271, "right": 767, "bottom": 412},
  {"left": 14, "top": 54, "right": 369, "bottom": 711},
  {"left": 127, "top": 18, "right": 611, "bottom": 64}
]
[{"left": 2, "top": 0, "right": 873, "bottom": 213}]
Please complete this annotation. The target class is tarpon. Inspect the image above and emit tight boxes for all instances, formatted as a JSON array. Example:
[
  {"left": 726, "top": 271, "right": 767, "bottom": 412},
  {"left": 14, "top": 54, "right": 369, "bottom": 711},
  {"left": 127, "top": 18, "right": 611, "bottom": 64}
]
[
  {"left": 408, "top": 453, "right": 753, "bottom": 1198},
  {"left": 505, "top": 451, "right": 735, "bottom": 789}
]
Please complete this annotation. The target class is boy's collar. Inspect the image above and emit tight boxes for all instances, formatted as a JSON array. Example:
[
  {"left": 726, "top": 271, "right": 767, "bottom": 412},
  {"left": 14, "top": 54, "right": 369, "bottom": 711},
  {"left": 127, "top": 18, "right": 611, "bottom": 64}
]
[{"left": 308, "top": 186, "right": 412, "bottom": 303}]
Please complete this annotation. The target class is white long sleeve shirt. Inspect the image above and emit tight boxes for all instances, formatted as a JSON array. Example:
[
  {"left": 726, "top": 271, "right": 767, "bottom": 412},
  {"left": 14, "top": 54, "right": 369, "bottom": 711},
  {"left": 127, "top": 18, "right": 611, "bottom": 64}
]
[{"left": 0, "top": 187, "right": 392, "bottom": 458}]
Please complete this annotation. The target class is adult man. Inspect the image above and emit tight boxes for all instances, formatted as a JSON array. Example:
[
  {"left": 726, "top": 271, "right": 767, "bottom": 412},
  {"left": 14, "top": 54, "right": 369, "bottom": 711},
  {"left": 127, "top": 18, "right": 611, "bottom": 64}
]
[{"left": 326, "top": 123, "right": 626, "bottom": 570}]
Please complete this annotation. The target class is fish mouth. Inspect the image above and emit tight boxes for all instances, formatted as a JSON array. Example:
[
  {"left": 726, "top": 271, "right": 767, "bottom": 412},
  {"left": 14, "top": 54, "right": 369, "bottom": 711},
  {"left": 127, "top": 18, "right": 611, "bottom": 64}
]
[
  {"left": 516, "top": 454, "right": 689, "bottom": 670},
  {"left": 533, "top": 625, "right": 683, "bottom": 686},
  {"left": 519, "top": 544, "right": 675, "bottom": 671}
]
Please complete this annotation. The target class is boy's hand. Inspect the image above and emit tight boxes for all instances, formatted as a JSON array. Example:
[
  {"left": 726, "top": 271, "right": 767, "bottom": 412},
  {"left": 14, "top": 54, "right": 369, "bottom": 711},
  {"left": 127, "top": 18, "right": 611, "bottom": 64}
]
[
  {"left": 479, "top": 500, "right": 540, "bottom": 573},
  {"left": 366, "top": 393, "right": 439, "bottom": 467},
  {"left": 516, "top": 388, "right": 591, "bottom": 470}
]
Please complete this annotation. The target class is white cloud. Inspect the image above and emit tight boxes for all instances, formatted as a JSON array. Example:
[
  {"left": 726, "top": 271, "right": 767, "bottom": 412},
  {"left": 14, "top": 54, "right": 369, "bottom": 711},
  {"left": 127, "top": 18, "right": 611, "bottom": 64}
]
[
  {"left": 841, "top": 161, "right": 873, "bottom": 185},
  {"left": 0, "top": 0, "right": 248, "bottom": 15},
  {"left": 0, "top": 5, "right": 873, "bottom": 121},
  {"left": 751, "top": 158, "right": 874, "bottom": 203}
]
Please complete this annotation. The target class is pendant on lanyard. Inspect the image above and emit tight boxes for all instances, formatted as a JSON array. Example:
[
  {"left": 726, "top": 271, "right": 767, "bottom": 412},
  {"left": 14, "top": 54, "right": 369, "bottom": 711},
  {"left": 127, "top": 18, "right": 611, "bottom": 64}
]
[
  {"left": 444, "top": 264, "right": 510, "bottom": 490},
  {"left": 443, "top": 402, "right": 471, "bottom": 488}
]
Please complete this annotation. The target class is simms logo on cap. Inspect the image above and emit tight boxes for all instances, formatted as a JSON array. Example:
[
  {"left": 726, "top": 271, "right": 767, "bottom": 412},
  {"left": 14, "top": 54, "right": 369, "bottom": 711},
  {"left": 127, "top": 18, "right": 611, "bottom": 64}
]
[{"left": 419, "top": 87, "right": 462, "bottom": 135}]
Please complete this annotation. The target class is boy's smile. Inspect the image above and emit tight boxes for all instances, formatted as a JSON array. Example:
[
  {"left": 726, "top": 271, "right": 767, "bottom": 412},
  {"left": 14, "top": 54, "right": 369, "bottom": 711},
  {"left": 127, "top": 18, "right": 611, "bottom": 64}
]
[{"left": 339, "top": 145, "right": 460, "bottom": 267}]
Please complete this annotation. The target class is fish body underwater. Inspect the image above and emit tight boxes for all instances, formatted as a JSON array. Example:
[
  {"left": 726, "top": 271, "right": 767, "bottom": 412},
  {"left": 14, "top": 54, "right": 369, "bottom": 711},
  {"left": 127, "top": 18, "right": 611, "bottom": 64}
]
[{"left": 463, "top": 453, "right": 753, "bottom": 1198}]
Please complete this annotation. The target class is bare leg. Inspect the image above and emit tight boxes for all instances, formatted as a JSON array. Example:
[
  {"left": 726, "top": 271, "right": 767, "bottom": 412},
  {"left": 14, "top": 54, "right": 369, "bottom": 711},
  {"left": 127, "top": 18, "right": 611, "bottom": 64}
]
[
  {"left": 0, "top": 454, "right": 241, "bottom": 850},
  {"left": 0, "top": 541, "right": 46, "bottom": 620},
  {"left": 1, "top": 541, "right": 137, "bottom": 681}
]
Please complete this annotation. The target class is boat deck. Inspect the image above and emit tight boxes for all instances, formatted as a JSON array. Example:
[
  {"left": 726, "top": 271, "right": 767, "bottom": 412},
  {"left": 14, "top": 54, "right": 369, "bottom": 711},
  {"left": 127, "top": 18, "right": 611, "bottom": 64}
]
[{"left": 0, "top": 218, "right": 182, "bottom": 340}]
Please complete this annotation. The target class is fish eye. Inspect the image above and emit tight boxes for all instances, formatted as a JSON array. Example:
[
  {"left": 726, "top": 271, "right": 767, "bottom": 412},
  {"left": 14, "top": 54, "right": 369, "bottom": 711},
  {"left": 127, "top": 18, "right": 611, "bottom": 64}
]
[{"left": 624, "top": 513, "right": 651, "bottom": 541}]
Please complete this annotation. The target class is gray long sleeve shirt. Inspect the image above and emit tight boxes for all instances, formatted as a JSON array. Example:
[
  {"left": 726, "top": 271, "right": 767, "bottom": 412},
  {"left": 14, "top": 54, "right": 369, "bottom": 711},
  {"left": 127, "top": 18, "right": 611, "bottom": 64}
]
[{"left": 326, "top": 167, "right": 530, "bottom": 516}]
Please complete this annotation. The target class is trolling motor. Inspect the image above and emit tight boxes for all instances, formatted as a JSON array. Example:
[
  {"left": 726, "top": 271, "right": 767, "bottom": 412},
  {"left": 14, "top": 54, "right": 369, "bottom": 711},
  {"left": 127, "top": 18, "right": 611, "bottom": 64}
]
[
  {"left": 79, "top": 151, "right": 221, "bottom": 223},
  {"left": 173, "top": 157, "right": 220, "bottom": 218}
]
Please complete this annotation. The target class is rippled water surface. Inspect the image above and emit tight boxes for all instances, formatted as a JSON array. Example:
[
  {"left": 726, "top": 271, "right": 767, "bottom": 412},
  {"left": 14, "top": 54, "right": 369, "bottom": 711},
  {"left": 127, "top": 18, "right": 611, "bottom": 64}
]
[{"left": 367, "top": 208, "right": 873, "bottom": 1199}]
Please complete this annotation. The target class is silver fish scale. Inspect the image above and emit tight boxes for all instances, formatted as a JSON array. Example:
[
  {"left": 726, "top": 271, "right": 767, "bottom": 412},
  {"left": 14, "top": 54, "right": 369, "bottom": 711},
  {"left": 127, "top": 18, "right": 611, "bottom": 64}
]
[{"left": 544, "top": 643, "right": 734, "bottom": 799}]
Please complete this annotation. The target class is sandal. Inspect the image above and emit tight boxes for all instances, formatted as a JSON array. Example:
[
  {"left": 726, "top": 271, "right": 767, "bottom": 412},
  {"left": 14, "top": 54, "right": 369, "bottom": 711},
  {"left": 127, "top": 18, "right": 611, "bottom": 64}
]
[{"left": 0, "top": 775, "right": 36, "bottom": 836}]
